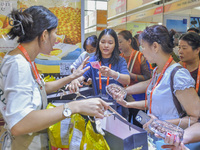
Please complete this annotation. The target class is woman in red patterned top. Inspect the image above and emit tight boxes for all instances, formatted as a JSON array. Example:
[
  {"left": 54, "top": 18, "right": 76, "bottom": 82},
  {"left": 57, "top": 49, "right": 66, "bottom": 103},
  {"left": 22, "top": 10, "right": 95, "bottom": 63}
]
[{"left": 118, "top": 30, "right": 151, "bottom": 126}]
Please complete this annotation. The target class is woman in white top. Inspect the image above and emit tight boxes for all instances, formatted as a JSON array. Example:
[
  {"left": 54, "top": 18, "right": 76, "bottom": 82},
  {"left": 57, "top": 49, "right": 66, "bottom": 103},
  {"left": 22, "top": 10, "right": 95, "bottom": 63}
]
[
  {"left": 0, "top": 6, "right": 109, "bottom": 150},
  {"left": 113, "top": 25, "right": 200, "bottom": 130}
]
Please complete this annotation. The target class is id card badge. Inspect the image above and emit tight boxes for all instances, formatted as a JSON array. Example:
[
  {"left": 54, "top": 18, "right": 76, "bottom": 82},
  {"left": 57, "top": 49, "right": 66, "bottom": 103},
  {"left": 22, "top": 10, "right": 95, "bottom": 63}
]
[{"left": 98, "top": 92, "right": 109, "bottom": 100}]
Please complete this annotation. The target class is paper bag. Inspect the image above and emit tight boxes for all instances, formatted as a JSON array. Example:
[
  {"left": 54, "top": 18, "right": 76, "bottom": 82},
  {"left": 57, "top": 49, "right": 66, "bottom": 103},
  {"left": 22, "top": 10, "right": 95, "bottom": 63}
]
[{"left": 100, "top": 114, "right": 148, "bottom": 150}]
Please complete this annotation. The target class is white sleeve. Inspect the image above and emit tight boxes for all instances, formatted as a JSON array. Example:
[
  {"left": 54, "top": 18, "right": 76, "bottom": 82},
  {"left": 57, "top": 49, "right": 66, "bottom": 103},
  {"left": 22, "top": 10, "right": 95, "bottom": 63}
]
[
  {"left": 173, "top": 68, "right": 195, "bottom": 93},
  {"left": 70, "top": 51, "right": 87, "bottom": 71},
  {"left": 1, "top": 57, "right": 35, "bottom": 129}
]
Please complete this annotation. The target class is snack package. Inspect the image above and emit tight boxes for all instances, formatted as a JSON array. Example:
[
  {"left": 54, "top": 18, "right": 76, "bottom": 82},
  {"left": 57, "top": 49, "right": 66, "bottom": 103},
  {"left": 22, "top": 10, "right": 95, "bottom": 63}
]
[
  {"left": 106, "top": 83, "right": 127, "bottom": 99},
  {"left": 149, "top": 119, "right": 184, "bottom": 141},
  {"left": 90, "top": 61, "right": 100, "bottom": 69}
]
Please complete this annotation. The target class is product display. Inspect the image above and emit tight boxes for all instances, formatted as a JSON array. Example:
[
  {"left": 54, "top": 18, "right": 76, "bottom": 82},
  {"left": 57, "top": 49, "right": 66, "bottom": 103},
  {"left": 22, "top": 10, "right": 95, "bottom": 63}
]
[
  {"left": 149, "top": 119, "right": 184, "bottom": 141},
  {"left": 106, "top": 83, "right": 127, "bottom": 99}
]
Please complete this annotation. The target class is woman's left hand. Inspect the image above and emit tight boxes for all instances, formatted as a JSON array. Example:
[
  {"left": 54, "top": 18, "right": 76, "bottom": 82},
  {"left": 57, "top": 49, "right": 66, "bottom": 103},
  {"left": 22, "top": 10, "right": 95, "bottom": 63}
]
[{"left": 143, "top": 114, "right": 158, "bottom": 133}]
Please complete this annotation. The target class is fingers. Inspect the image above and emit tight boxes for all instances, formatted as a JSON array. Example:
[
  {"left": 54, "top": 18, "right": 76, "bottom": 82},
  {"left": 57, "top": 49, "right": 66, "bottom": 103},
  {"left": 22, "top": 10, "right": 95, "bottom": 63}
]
[{"left": 68, "top": 80, "right": 82, "bottom": 93}]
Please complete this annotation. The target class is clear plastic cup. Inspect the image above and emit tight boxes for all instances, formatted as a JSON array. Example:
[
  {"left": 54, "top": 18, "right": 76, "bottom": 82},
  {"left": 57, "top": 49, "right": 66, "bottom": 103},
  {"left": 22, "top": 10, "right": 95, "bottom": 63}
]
[{"left": 149, "top": 119, "right": 184, "bottom": 141}]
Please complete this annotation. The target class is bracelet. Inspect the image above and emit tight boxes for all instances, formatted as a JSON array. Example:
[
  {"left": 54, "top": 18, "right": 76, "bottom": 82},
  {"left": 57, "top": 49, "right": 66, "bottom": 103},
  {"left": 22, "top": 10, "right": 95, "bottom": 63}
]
[{"left": 115, "top": 72, "right": 120, "bottom": 81}]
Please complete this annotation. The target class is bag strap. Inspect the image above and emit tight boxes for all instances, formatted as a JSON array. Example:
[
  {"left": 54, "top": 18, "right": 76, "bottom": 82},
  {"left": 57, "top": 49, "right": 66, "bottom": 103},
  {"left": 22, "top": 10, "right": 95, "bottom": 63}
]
[
  {"left": 170, "top": 65, "right": 187, "bottom": 118},
  {"left": 129, "top": 51, "right": 139, "bottom": 72}
]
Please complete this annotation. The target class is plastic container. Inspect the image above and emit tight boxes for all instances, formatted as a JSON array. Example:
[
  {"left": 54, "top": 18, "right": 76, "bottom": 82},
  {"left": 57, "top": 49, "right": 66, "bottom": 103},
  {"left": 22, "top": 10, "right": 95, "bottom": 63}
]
[
  {"left": 106, "top": 83, "right": 127, "bottom": 99},
  {"left": 149, "top": 119, "right": 184, "bottom": 141}
]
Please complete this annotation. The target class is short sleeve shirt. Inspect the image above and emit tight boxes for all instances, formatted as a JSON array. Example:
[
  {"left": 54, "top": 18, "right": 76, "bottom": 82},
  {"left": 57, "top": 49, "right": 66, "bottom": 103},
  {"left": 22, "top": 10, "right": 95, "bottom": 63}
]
[
  {"left": 146, "top": 63, "right": 195, "bottom": 120},
  {"left": 0, "top": 54, "right": 43, "bottom": 129},
  {"left": 83, "top": 56, "right": 129, "bottom": 98}
]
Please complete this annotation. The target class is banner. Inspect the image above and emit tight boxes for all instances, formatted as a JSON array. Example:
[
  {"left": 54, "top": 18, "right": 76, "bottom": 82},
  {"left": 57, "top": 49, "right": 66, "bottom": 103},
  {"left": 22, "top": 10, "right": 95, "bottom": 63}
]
[
  {"left": 127, "top": 0, "right": 161, "bottom": 11},
  {"left": 108, "top": 0, "right": 126, "bottom": 19}
]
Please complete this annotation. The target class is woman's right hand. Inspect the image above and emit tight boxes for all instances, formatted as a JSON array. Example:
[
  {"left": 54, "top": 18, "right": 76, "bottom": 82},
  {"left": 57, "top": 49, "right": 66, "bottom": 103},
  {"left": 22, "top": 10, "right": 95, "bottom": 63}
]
[
  {"left": 67, "top": 79, "right": 82, "bottom": 93},
  {"left": 155, "top": 133, "right": 189, "bottom": 150},
  {"left": 69, "top": 98, "right": 109, "bottom": 119}
]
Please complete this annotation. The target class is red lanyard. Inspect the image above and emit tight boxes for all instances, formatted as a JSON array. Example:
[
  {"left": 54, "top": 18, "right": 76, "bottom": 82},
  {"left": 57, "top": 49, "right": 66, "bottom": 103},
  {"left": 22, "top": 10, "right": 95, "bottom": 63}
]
[
  {"left": 145, "top": 56, "right": 173, "bottom": 114},
  {"left": 183, "top": 61, "right": 200, "bottom": 93},
  {"left": 122, "top": 50, "right": 135, "bottom": 69},
  {"left": 17, "top": 44, "right": 42, "bottom": 86},
  {"left": 99, "top": 61, "right": 111, "bottom": 93}
]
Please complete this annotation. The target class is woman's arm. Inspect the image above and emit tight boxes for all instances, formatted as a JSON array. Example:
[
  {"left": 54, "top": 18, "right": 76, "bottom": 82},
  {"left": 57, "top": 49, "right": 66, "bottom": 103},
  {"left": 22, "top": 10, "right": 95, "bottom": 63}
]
[
  {"left": 125, "top": 79, "right": 151, "bottom": 95},
  {"left": 183, "top": 122, "right": 200, "bottom": 144},
  {"left": 45, "top": 57, "right": 89, "bottom": 94},
  {"left": 70, "top": 52, "right": 86, "bottom": 73},
  {"left": 167, "top": 88, "right": 200, "bottom": 129},
  {"left": 11, "top": 98, "right": 109, "bottom": 136}
]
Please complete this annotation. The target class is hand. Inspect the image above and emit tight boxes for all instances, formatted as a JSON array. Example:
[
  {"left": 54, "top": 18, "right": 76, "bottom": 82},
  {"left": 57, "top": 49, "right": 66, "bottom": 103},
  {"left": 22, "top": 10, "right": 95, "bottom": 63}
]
[
  {"left": 99, "top": 66, "right": 112, "bottom": 77},
  {"left": 161, "top": 143, "right": 189, "bottom": 150},
  {"left": 83, "top": 78, "right": 92, "bottom": 86},
  {"left": 143, "top": 114, "right": 158, "bottom": 133},
  {"left": 72, "top": 56, "right": 90, "bottom": 79},
  {"left": 155, "top": 131, "right": 189, "bottom": 150},
  {"left": 116, "top": 94, "right": 128, "bottom": 108},
  {"left": 70, "top": 98, "right": 110, "bottom": 119},
  {"left": 67, "top": 79, "right": 82, "bottom": 93}
]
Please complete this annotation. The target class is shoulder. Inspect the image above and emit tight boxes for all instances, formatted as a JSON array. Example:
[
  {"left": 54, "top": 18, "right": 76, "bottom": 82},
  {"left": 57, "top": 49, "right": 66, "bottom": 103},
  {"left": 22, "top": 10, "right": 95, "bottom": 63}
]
[
  {"left": 170, "top": 64, "right": 195, "bottom": 90},
  {"left": 2, "top": 54, "right": 29, "bottom": 70}
]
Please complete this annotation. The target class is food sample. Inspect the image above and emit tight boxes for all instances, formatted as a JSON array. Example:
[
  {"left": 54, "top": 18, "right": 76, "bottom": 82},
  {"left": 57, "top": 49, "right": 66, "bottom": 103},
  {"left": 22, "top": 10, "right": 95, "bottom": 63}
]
[
  {"left": 106, "top": 83, "right": 127, "bottom": 99},
  {"left": 149, "top": 119, "right": 184, "bottom": 141}
]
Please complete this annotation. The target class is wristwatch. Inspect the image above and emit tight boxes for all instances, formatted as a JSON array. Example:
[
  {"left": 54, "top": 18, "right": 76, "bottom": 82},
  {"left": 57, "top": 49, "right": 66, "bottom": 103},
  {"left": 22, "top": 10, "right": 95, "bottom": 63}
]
[{"left": 63, "top": 103, "right": 72, "bottom": 118}]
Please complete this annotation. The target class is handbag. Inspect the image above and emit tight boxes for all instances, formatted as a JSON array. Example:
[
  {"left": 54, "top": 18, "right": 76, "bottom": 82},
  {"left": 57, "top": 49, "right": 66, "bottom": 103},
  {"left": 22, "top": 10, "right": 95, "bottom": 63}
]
[{"left": 170, "top": 66, "right": 187, "bottom": 118}]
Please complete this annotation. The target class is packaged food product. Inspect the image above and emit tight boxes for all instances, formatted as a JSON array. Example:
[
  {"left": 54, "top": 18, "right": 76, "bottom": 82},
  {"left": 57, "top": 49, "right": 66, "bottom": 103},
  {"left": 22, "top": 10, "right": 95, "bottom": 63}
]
[
  {"left": 149, "top": 119, "right": 184, "bottom": 141},
  {"left": 106, "top": 83, "right": 127, "bottom": 99}
]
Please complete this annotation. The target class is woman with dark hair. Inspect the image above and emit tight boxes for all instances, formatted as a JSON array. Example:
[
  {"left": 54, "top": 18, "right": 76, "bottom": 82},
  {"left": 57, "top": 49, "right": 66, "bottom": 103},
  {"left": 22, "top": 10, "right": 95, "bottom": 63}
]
[
  {"left": 70, "top": 35, "right": 97, "bottom": 73},
  {"left": 112, "top": 25, "right": 200, "bottom": 131},
  {"left": 0, "top": 6, "right": 109, "bottom": 149},
  {"left": 68, "top": 28, "right": 130, "bottom": 117},
  {"left": 178, "top": 32, "right": 200, "bottom": 96},
  {"left": 156, "top": 32, "right": 200, "bottom": 150},
  {"left": 118, "top": 30, "right": 151, "bottom": 126}
]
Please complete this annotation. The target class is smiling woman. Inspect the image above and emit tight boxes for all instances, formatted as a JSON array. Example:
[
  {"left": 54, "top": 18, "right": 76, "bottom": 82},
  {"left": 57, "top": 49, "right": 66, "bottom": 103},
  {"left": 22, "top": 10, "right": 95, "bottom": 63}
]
[{"left": 68, "top": 28, "right": 131, "bottom": 118}]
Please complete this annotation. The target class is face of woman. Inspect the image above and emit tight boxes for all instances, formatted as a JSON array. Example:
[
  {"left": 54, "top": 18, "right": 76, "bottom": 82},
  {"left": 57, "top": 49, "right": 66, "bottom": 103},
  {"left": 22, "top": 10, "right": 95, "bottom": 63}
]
[
  {"left": 178, "top": 40, "right": 199, "bottom": 62},
  {"left": 42, "top": 28, "right": 57, "bottom": 54},
  {"left": 99, "top": 34, "right": 115, "bottom": 58},
  {"left": 140, "top": 40, "right": 155, "bottom": 64},
  {"left": 85, "top": 44, "right": 96, "bottom": 53},
  {"left": 118, "top": 35, "right": 130, "bottom": 53}
]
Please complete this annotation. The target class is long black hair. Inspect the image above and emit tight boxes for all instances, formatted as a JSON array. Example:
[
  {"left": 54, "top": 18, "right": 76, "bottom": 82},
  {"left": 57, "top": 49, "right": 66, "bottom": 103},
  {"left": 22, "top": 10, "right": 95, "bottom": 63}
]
[
  {"left": 139, "top": 25, "right": 176, "bottom": 54},
  {"left": 179, "top": 32, "right": 200, "bottom": 58},
  {"left": 96, "top": 28, "right": 120, "bottom": 65},
  {"left": 8, "top": 5, "right": 58, "bottom": 43}
]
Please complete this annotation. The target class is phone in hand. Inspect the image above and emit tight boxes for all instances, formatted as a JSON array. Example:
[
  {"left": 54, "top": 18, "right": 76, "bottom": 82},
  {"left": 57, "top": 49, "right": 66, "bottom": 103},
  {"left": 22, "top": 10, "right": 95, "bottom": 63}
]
[{"left": 135, "top": 110, "right": 151, "bottom": 125}]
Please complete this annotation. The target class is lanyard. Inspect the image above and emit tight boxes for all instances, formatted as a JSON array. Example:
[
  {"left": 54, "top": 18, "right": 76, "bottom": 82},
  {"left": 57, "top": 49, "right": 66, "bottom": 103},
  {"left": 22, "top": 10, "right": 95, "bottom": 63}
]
[
  {"left": 99, "top": 61, "right": 111, "bottom": 94},
  {"left": 17, "top": 44, "right": 42, "bottom": 87},
  {"left": 183, "top": 61, "right": 200, "bottom": 93},
  {"left": 122, "top": 50, "right": 135, "bottom": 69},
  {"left": 145, "top": 56, "right": 173, "bottom": 114}
]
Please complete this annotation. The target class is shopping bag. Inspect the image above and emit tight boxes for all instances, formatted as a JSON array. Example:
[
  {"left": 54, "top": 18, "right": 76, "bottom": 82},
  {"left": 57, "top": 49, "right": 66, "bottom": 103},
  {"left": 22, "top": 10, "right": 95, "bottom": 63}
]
[
  {"left": 100, "top": 114, "right": 148, "bottom": 150},
  {"left": 47, "top": 103, "right": 72, "bottom": 150},
  {"left": 83, "top": 120, "right": 110, "bottom": 150}
]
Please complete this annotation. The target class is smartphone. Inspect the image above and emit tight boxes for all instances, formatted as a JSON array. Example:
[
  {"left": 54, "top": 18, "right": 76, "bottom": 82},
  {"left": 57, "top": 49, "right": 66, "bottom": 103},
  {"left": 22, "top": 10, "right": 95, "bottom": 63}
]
[{"left": 135, "top": 110, "right": 151, "bottom": 125}]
